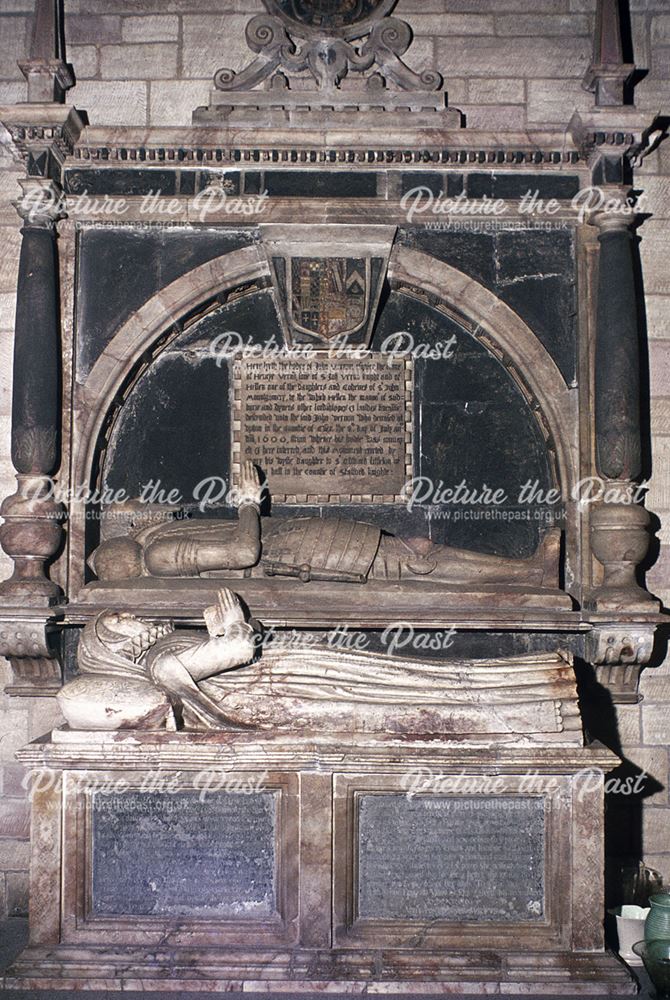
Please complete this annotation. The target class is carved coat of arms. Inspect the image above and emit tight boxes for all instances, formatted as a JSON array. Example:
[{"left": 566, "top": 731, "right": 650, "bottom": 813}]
[
  {"left": 290, "top": 257, "right": 369, "bottom": 341},
  {"left": 260, "top": 224, "right": 396, "bottom": 350}
]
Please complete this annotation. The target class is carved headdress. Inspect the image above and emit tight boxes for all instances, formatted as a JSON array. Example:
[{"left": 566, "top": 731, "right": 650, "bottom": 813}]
[{"left": 77, "top": 611, "right": 174, "bottom": 680}]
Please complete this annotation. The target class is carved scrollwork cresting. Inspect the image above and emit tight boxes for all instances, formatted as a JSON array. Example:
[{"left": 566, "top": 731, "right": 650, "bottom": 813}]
[
  {"left": 363, "top": 18, "right": 442, "bottom": 92},
  {"left": 199, "top": 0, "right": 448, "bottom": 122},
  {"left": 214, "top": 16, "right": 303, "bottom": 92},
  {"left": 213, "top": 11, "right": 441, "bottom": 95}
]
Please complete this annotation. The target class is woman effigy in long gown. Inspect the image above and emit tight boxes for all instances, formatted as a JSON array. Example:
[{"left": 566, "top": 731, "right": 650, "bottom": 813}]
[{"left": 57, "top": 587, "right": 579, "bottom": 738}]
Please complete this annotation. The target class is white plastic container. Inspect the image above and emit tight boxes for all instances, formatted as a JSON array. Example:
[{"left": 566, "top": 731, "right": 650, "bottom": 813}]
[{"left": 614, "top": 905, "right": 651, "bottom": 966}]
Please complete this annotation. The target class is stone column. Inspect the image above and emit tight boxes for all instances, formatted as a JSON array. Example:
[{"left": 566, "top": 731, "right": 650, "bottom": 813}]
[
  {"left": 594, "top": 211, "right": 642, "bottom": 481},
  {"left": 0, "top": 179, "right": 64, "bottom": 605},
  {"left": 589, "top": 204, "right": 656, "bottom": 613}
]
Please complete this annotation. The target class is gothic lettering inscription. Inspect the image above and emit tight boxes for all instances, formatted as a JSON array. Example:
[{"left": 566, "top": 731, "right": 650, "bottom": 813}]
[
  {"left": 233, "top": 357, "right": 413, "bottom": 501},
  {"left": 357, "top": 795, "right": 546, "bottom": 922}
]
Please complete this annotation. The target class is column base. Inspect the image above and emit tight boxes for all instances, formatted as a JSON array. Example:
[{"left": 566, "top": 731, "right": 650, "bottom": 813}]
[
  {"left": 0, "top": 577, "right": 61, "bottom": 604},
  {"left": 584, "top": 586, "right": 661, "bottom": 614}
]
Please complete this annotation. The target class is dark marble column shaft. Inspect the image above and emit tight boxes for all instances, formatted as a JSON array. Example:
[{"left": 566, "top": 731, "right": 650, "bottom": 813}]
[
  {"left": 11, "top": 213, "right": 60, "bottom": 476},
  {"left": 0, "top": 180, "right": 64, "bottom": 603},
  {"left": 594, "top": 216, "right": 642, "bottom": 481},
  {"left": 589, "top": 208, "right": 656, "bottom": 614}
]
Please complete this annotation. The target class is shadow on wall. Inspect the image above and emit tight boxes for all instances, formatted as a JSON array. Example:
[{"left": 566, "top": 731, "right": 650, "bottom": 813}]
[{"left": 575, "top": 656, "right": 667, "bottom": 913}]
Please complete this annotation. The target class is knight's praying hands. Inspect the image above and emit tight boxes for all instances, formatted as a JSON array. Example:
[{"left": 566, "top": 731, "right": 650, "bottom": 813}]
[{"left": 237, "top": 460, "right": 264, "bottom": 507}]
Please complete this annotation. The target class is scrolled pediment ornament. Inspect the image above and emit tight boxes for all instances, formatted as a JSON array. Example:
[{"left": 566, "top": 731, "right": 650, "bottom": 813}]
[
  {"left": 194, "top": 0, "right": 455, "bottom": 123},
  {"left": 214, "top": 6, "right": 440, "bottom": 94}
]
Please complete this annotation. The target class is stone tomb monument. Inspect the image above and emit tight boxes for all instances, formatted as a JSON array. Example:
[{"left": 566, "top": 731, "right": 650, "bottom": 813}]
[
  {"left": 0, "top": 0, "right": 666, "bottom": 993},
  {"left": 15, "top": 589, "right": 623, "bottom": 991}
]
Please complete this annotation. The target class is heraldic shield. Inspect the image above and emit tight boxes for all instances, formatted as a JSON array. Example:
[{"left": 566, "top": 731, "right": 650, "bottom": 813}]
[
  {"left": 290, "top": 258, "right": 369, "bottom": 342},
  {"left": 260, "top": 224, "right": 397, "bottom": 349}
]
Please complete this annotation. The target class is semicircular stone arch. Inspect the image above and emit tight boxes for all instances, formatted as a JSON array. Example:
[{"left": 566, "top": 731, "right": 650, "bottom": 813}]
[
  {"left": 70, "top": 243, "right": 578, "bottom": 593},
  {"left": 73, "top": 244, "right": 270, "bottom": 486},
  {"left": 386, "top": 247, "right": 578, "bottom": 500}
]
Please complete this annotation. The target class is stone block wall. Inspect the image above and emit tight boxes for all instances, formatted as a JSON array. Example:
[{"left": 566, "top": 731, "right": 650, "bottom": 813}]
[{"left": 0, "top": 0, "right": 668, "bottom": 918}]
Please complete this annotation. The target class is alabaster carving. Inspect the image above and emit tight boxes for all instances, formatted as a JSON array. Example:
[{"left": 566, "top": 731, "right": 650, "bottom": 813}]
[
  {"left": 585, "top": 623, "right": 657, "bottom": 701},
  {"left": 589, "top": 500, "right": 657, "bottom": 610},
  {"left": 587, "top": 624, "right": 656, "bottom": 667},
  {"left": 58, "top": 676, "right": 173, "bottom": 731},
  {"left": 57, "top": 589, "right": 256, "bottom": 731},
  {"left": 58, "top": 586, "right": 581, "bottom": 739},
  {"left": 89, "top": 462, "right": 561, "bottom": 589},
  {"left": 194, "top": 646, "right": 581, "bottom": 738}
]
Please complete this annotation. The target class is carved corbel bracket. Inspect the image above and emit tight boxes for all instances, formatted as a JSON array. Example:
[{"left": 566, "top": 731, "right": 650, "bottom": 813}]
[
  {"left": 0, "top": 612, "right": 61, "bottom": 697},
  {"left": 585, "top": 624, "right": 657, "bottom": 703}
]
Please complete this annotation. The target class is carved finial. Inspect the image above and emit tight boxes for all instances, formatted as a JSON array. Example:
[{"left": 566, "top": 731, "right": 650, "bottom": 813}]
[
  {"left": 582, "top": 0, "right": 635, "bottom": 107},
  {"left": 18, "top": 0, "right": 74, "bottom": 103}
]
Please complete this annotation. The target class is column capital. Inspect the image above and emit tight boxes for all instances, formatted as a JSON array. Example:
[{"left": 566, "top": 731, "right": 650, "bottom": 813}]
[
  {"left": 14, "top": 177, "right": 65, "bottom": 228},
  {"left": 590, "top": 189, "right": 636, "bottom": 234},
  {"left": 593, "top": 213, "right": 634, "bottom": 236}
]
